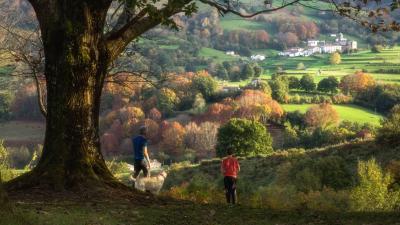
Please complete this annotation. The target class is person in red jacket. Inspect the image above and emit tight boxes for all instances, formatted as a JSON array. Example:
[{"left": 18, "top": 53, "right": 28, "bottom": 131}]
[{"left": 221, "top": 147, "right": 240, "bottom": 204}]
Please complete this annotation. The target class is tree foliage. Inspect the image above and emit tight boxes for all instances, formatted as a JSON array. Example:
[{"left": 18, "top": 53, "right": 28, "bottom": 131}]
[
  {"left": 330, "top": 52, "right": 341, "bottom": 65},
  {"left": 340, "top": 71, "right": 376, "bottom": 95},
  {"left": 304, "top": 103, "right": 339, "bottom": 128},
  {"left": 192, "top": 71, "right": 218, "bottom": 100},
  {"left": 377, "top": 105, "right": 400, "bottom": 147},
  {"left": 318, "top": 76, "right": 339, "bottom": 93},
  {"left": 300, "top": 74, "right": 316, "bottom": 92},
  {"left": 216, "top": 118, "right": 273, "bottom": 157}
]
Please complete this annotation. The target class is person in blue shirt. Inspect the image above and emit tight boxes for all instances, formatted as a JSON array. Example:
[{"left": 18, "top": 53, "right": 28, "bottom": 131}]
[{"left": 132, "top": 126, "right": 151, "bottom": 181}]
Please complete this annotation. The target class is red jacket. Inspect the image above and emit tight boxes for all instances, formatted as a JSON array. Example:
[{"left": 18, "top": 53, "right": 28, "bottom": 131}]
[{"left": 221, "top": 156, "right": 240, "bottom": 178}]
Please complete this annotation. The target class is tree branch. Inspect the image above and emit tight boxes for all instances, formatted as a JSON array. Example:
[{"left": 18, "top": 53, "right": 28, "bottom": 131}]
[
  {"left": 199, "top": 0, "right": 302, "bottom": 18},
  {"left": 105, "top": 0, "right": 191, "bottom": 61}
]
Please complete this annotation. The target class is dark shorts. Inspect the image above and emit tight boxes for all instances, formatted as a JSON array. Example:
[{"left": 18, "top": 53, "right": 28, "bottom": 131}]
[
  {"left": 133, "top": 159, "right": 149, "bottom": 177},
  {"left": 224, "top": 176, "right": 237, "bottom": 190}
]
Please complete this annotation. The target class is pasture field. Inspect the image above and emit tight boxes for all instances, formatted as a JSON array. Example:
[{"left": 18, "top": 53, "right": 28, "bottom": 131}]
[
  {"left": 0, "top": 121, "right": 45, "bottom": 143},
  {"left": 218, "top": 47, "right": 400, "bottom": 87},
  {"left": 282, "top": 104, "right": 383, "bottom": 125}
]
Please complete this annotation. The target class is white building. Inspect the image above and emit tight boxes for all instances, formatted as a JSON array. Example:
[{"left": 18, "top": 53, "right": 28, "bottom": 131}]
[
  {"left": 307, "top": 40, "right": 319, "bottom": 47},
  {"left": 347, "top": 40, "right": 357, "bottom": 51},
  {"left": 322, "top": 45, "right": 342, "bottom": 53},
  {"left": 225, "top": 51, "right": 235, "bottom": 56},
  {"left": 250, "top": 54, "right": 266, "bottom": 61}
]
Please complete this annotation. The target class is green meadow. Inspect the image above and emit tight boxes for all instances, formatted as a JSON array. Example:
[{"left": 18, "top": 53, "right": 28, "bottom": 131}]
[
  {"left": 282, "top": 104, "right": 383, "bottom": 125},
  {"left": 210, "top": 47, "right": 400, "bottom": 87}
]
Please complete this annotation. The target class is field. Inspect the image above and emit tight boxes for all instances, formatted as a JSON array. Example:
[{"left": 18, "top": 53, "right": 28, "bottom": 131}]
[
  {"left": 0, "top": 121, "right": 45, "bottom": 146},
  {"left": 213, "top": 47, "right": 400, "bottom": 87},
  {"left": 282, "top": 104, "right": 383, "bottom": 125}
]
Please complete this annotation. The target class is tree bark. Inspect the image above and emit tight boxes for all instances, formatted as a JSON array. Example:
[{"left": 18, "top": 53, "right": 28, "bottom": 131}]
[{"left": 7, "top": 0, "right": 121, "bottom": 190}]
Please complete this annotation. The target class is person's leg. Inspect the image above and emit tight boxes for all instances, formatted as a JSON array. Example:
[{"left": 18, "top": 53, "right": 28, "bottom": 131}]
[
  {"left": 132, "top": 160, "right": 142, "bottom": 179},
  {"left": 231, "top": 178, "right": 237, "bottom": 204},
  {"left": 229, "top": 177, "right": 236, "bottom": 204},
  {"left": 141, "top": 160, "right": 149, "bottom": 177},
  {"left": 224, "top": 177, "right": 231, "bottom": 204}
]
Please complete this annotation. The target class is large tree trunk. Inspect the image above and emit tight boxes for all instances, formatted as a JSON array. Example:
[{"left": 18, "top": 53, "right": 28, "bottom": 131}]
[{"left": 7, "top": 1, "right": 121, "bottom": 190}]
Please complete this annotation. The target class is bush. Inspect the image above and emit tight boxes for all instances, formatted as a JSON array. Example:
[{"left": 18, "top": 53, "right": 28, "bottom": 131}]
[
  {"left": 377, "top": 105, "right": 400, "bottom": 147},
  {"left": 7, "top": 146, "right": 31, "bottom": 169},
  {"left": 163, "top": 174, "right": 224, "bottom": 204},
  {"left": 106, "top": 159, "right": 131, "bottom": 175},
  {"left": 0, "top": 140, "right": 8, "bottom": 169},
  {"left": 371, "top": 45, "right": 383, "bottom": 53},
  {"left": 350, "top": 159, "right": 400, "bottom": 211},
  {"left": 216, "top": 118, "right": 273, "bottom": 157}
]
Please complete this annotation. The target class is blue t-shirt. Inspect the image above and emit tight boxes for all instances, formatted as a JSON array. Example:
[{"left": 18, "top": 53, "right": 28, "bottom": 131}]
[{"left": 132, "top": 135, "right": 148, "bottom": 160}]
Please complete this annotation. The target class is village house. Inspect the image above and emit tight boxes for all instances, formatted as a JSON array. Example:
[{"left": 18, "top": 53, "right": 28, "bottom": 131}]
[
  {"left": 278, "top": 33, "right": 358, "bottom": 57},
  {"left": 250, "top": 54, "right": 266, "bottom": 61}
]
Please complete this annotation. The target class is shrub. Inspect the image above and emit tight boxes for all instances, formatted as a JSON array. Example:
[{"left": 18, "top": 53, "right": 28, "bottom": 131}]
[
  {"left": 296, "top": 62, "right": 306, "bottom": 70},
  {"left": 216, "top": 118, "right": 273, "bottom": 157},
  {"left": 163, "top": 174, "right": 224, "bottom": 204},
  {"left": 377, "top": 104, "right": 400, "bottom": 147},
  {"left": 0, "top": 140, "right": 8, "bottom": 169},
  {"left": 350, "top": 159, "right": 400, "bottom": 212},
  {"left": 7, "top": 146, "right": 31, "bottom": 169},
  {"left": 250, "top": 185, "right": 304, "bottom": 210},
  {"left": 371, "top": 45, "right": 383, "bottom": 53},
  {"left": 26, "top": 144, "right": 43, "bottom": 169},
  {"left": 106, "top": 159, "right": 131, "bottom": 175}
]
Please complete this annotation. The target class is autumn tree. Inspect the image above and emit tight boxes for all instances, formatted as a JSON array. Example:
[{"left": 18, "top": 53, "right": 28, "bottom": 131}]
[
  {"left": 330, "top": 52, "right": 341, "bottom": 65},
  {"left": 184, "top": 122, "right": 219, "bottom": 158},
  {"left": 161, "top": 121, "right": 186, "bottom": 156},
  {"left": 157, "top": 88, "right": 180, "bottom": 116},
  {"left": 340, "top": 71, "right": 376, "bottom": 95},
  {"left": 304, "top": 103, "right": 339, "bottom": 128},
  {"left": 235, "top": 90, "right": 283, "bottom": 122},
  {"left": 3, "top": 0, "right": 398, "bottom": 190},
  {"left": 192, "top": 93, "right": 206, "bottom": 114},
  {"left": 148, "top": 108, "right": 162, "bottom": 122}
]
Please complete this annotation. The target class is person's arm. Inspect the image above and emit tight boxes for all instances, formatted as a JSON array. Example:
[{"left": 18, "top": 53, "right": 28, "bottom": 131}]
[
  {"left": 236, "top": 159, "right": 240, "bottom": 172},
  {"left": 144, "top": 146, "right": 151, "bottom": 171}
]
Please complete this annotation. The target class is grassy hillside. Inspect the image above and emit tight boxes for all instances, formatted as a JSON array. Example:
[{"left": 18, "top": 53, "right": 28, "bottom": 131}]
[
  {"left": 282, "top": 104, "right": 383, "bottom": 125},
  {"left": 164, "top": 141, "right": 400, "bottom": 211}
]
